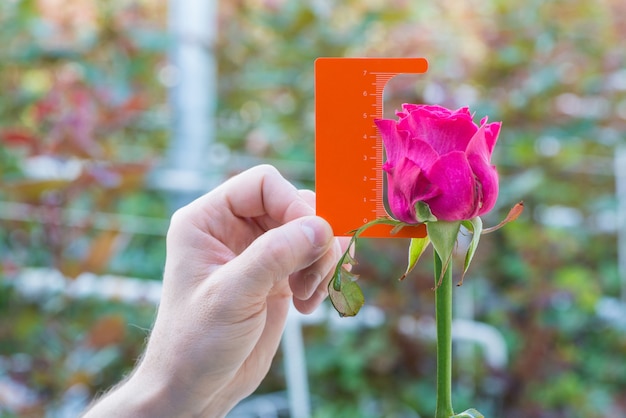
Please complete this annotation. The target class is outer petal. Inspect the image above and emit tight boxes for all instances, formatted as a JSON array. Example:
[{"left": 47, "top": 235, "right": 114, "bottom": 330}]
[
  {"left": 466, "top": 121, "right": 501, "bottom": 215},
  {"left": 401, "top": 104, "right": 471, "bottom": 119},
  {"left": 424, "top": 151, "right": 477, "bottom": 221},
  {"left": 375, "top": 118, "right": 409, "bottom": 166},
  {"left": 469, "top": 154, "right": 499, "bottom": 216},
  {"left": 468, "top": 119, "right": 501, "bottom": 160},
  {"left": 484, "top": 121, "right": 501, "bottom": 156},
  {"left": 384, "top": 157, "right": 439, "bottom": 223},
  {"left": 398, "top": 106, "right": 478, "bottom": 155}
]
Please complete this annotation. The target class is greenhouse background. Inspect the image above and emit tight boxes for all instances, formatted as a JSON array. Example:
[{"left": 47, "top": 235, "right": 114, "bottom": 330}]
[{"left": 1, "top": 0, "right": 625, "bottom": 417}]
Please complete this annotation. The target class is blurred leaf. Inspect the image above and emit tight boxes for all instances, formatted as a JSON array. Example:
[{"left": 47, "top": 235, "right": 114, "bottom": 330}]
[
  {"left": 81, "top": 229, "right": 122, "bottom": 274},
  {"left": 3, "top": 179, "right": 71, "bottom": 202},
  {"left": 86, "top": 314, "right": 126, "bottom": 349},
  {"left": 0, "top": 128, "right": 39, "bottom": 152}
]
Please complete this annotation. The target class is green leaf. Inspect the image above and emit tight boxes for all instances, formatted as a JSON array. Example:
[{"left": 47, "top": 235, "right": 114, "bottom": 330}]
[
  {"left": 459, "top": 216, "right": 483, "bottom": 286},
  {"left": 328, "top": 216, "right": 406, "bottom": 315},
  {"left": 452, "top": 408, "right": 485, "bottom": 418},
  {"left": 399, "top": 236, "right": 430, "bottom": 280},
  {"left": 332, "top": 240, "right": 357, "bottom": 291},
  {"left": 328, "top": 269, "right": 364, "bottom": 317},
  {"left": 426, "top": 221, "right": 461, "bottom": 287},
  {"left": 415, "top": 200, "right": 438, "bottom": 223}
]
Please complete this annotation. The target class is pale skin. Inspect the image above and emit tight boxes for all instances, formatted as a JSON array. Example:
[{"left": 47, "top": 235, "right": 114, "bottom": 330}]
[{"left": 83, "top": 165, "right": 346, "bottom": 417}]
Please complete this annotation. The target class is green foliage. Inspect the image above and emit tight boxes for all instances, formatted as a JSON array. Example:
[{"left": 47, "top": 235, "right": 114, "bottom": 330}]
[
  {"left": 0, "top": 1, "right": 168, "bottom": 413},
  {"left": 0, "top": 285, "right": 155, "bottom": 415},
  {"left": 1, "top": 0, "right": 626, "bottom": 416}
]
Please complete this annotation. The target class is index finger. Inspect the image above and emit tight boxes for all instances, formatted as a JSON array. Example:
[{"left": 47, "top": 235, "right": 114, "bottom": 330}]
[{"left": 189, "top": 164, "right": 314, "bottom": 231}]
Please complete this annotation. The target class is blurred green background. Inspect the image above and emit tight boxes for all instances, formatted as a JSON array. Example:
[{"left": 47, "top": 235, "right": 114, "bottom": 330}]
[{"left": 1, "top": 0, "right": 625, "bottom": 417}]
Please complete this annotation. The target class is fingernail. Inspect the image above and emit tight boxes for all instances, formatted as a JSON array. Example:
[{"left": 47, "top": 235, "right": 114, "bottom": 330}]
[{"left": 300, "top": 217, "right": 332, "bottom": 248}]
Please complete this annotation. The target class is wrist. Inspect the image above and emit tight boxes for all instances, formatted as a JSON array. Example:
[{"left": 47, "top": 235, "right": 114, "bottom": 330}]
[
  {"left": 84, "top": 358, "right": 239, "bottom": 418},
  {"left": 83, "top": 369, "right": 180, "bottom": 418}
]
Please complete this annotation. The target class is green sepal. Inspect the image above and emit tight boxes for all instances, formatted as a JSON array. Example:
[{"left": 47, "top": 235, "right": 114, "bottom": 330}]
[
  {"left": 459, "top": 216, "right": 483, "bottom": 286},
  {"left": 426, "top": 220, "right": 461, "bottom": 287},
  {"left": 415, "top": 200, "right": 438, "bottom": 223},
  {"left": 452, "top": 408, "right": 485, "bottom": 418},
  {"left": 328, "top": 269, "right": 364, "bottom": 317},
  {"left": 399, "top": 236, "right": 430, "bottom": 280}
]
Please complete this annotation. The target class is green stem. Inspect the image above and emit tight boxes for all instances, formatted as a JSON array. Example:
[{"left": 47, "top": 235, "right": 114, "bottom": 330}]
[{"left": 434, "top": 252, "right": 454, "bottom": 418}]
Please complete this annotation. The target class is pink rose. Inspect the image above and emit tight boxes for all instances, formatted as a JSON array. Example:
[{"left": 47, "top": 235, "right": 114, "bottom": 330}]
[{"left": 375, "top": 104, "right": 501, "bottom": 223}]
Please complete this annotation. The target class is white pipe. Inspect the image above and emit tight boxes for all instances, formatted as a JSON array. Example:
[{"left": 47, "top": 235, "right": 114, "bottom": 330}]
[
  {"left": 615, "top": 145, "right": 626, "bottom": 302},
  {"left": 397, "top": 316, "right": 508, "bottom": 369},
  {"left": 282, "top": 307, "right": 312, "bottom": 418},
  {"left": 167, "top": 0, "right": 218, "bottom": 207}
]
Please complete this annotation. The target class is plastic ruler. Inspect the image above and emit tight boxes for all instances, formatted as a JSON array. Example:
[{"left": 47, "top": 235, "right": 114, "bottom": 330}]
[{"left": 315, "top": 57, "right": 429, "bottom": 238}]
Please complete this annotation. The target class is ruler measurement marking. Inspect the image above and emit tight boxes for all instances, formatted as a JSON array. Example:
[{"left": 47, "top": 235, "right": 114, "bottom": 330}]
[{"left": 372, "top": 70, "right": 385, "bottom": 219}]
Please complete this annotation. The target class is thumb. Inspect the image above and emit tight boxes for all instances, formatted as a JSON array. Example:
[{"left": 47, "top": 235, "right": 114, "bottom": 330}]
[{"left": 219, "top": 216, "right": 334, "bottom": 297}]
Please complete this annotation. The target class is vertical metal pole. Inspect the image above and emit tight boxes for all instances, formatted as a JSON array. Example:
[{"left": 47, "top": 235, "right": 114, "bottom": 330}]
[
  {"left": 167, "top": 0, "right": 218, "bottom": 208},
  {"left": 282, "top": 309, "right": 312, "bottom": 418},
  {"left": 615, "top": 145, "right": 626, "bottom": 302}
]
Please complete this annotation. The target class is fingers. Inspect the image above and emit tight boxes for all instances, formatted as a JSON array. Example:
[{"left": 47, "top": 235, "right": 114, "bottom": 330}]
[
  {"left": 298, "top": 189, "right": 316, "bottom": 208},
  {"left": 168, "top": 165, "right": 345, "bottom": 312},
  {"left": 190, "top": 165, "right": 314, "bottom": 229},
  {"left": 289, "top": 238, "right": 339, "bottom": 301},
  {"left": 290, "top": 235, "right": 352, "bottom": 314},
  {"left": 214, "top": 215, "right": 334, "bottom": 298}
]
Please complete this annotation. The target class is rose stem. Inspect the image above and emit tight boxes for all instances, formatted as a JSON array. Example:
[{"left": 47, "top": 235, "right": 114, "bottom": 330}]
[{"left": 434, "top": 252, "right": 454, "bottom": 418}]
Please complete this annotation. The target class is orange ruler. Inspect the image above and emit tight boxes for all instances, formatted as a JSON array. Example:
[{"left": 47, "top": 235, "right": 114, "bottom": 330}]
[{"left": 315, "top": 57, "right": 429, "bottom": 238}]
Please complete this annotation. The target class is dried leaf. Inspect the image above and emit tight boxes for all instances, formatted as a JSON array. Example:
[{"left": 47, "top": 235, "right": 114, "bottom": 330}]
[
  {"left": 483, "top": 201, "right": 524, "bottom": 234},
  {"left": 328, "top": 269, "right": 365, "bottom": 317}
]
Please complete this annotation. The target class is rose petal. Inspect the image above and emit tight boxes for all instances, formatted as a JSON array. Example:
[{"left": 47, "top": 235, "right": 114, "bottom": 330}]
[
  {"left": 375, "top": 119, "right": 410, "bottom": 165},
  {"left": 468, "top": 154, "right": 499, "bottom": 216},
  {"left": 385, "top": 157, "right": 439, "bottom": 223},
  {"left": 405, "top": 138, "right": 439, "bottom": 172},
  {"left": 484, "top": 121, "right": 501, "bottom": 155},
  {"left": 469, "top": 119, "right": 500, "bottom": 157},
  {"left": 424, "top": 151, "right": 477, "bottom": 221},
  {"left": 398, "top": 106, "right": 478, "bottom": 155},
  {"left": 466, "top": 121, "right": 501, "bottom": 215}
]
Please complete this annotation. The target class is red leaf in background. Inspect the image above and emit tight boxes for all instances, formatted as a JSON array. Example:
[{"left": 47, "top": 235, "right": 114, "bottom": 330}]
[
  {"left": 99, "top": 94, "right": 146, "bottom": 127},
  {"left": 85, "top": 315, "right": 126, "bottom": 349},
  {"left": 33, "top": 99, "right": 56, "bottom": 122},
  {"left": 120, "top": 94, "right": 146, "bottom": 113},
  {"left": 0, "top": 129, "right": 40, "bottom": 154}
]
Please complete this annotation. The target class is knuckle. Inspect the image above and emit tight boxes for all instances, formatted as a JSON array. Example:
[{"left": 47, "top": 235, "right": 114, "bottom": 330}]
[{"left": 251, "top": 164, "right": 280, "bottom": 178}]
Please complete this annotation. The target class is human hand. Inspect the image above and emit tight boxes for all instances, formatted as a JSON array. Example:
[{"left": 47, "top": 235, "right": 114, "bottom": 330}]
[{"left": 84, "top": 165, "right": 343, "bottom": 417}]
